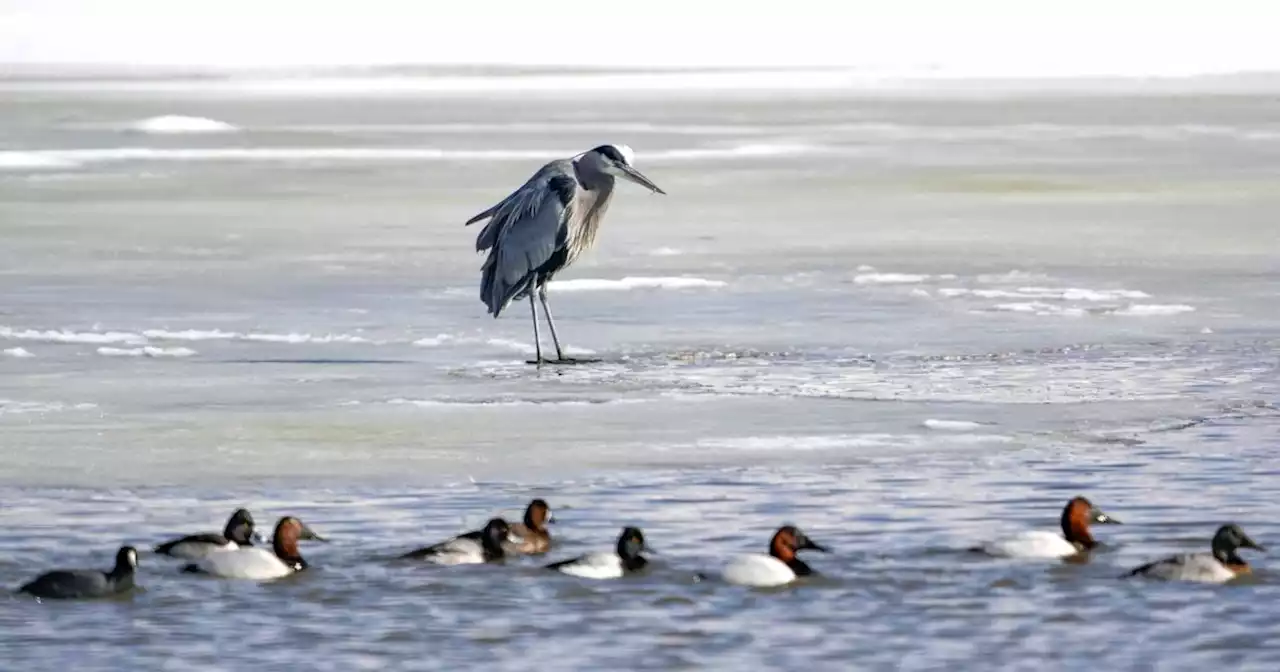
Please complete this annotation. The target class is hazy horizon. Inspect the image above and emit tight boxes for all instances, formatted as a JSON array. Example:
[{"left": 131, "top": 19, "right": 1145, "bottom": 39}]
[{"left": 3, "top": 0, "right": 1279, "bottom": 77}]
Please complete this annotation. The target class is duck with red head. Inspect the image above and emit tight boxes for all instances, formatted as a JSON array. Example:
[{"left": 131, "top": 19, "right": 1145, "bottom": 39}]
[
  {"left": 721, "top": 525, "right": 828, "bottom": 588},
  {"left": 976, "top": 496, "right": 1121, "bottom": 559},
  {"left": 504, "top": 499, "right": 554, "bottom": 555},
  {"left": 1126, "top": 523, "right": 1265, "bottom": 583},
  {"left": 182, "top": 516, "right": 326, "bottom": 580}
]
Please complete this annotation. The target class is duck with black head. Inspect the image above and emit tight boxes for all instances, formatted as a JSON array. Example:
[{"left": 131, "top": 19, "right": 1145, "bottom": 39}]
[
  {"left": 721, "top": 525, "right": 828, "bottom": 588},
  {"left": 155, "top": 507, "right": 263, "bottom": 560},
  {"left": 1126, "top": 523, "right": 1266, "bottom": 583},
  {"left": 182, "top": 516, "right": 326, "bottom": 580},
  {"left": 401, "top": 518, "right": 510, "bottom": 565},
  {"left": 17, "top": 546, "right": 139, "bottom": 600},
  {"left": 546, "top": 527, "right": 652, "bottom": 580},
  {"left": 976, "top": 496, "right": 1121, "bottom": 559}
]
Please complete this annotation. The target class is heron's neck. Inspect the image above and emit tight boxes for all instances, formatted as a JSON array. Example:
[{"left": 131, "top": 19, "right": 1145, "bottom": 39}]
[{"left": 573, "top": 160, "right": 614, "bottom": 192}]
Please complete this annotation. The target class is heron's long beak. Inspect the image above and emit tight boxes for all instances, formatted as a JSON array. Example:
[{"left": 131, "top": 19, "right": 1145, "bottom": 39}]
[{"left": 617, "top": 163, "right": 666, "bottom": 195}]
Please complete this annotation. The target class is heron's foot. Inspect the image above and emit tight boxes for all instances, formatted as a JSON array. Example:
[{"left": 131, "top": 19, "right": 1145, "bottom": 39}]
[{"left": 524, "top": 357, "right": 602, "bottom": 366}]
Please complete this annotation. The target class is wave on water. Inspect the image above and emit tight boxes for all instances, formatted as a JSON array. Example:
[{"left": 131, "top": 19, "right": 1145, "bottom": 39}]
[
  {"left": 549, "top": 276, "right": 727, "bottom": 292},
  {"left": 2, "top": 347, "right": 35, "bottom": 358},
  {"left": 679, "top": 431, "right": 1014, "bottom": 453},
  {"left": 97, "top": 346, "right": 197, "bottom": 358},
  {"left": 129, "top": 115, "right": 239, "bottom": 134}
]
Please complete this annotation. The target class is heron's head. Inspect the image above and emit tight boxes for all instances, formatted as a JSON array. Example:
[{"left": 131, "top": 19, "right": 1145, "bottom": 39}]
[{"left": 583, "top": 144, "right": 666, "bottom": 194}]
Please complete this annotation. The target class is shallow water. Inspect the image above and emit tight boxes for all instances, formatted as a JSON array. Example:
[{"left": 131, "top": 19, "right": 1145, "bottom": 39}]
[{"left": 2, "top": 71, "right": 1280, "bottom": 669}]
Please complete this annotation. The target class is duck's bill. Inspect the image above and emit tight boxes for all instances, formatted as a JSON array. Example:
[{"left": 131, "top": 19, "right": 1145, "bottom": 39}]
[
  {"left": 1245, "top": 538, "right": 1267, "bottom": 552},
  {"left": 803, "top": 540, "right": 829, "bottom": 553},
  {"left": 617, "top": 163, "right": 666, "bottom": 195},
  {"left": 1095, "top": 511, "right": 1122, "bottom": 525},
  {"left": 301, "top": 526, "right": 328, "bottom": 542}
]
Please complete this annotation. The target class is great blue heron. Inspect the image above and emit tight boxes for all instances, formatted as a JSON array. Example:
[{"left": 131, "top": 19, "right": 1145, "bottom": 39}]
[{"left": 465, "top": 144, "right": 666, "bottom": 366}]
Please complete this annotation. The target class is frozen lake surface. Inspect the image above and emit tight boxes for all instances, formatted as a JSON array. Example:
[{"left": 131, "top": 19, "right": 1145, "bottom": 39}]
[{"left": 2, "top": 70, "right": 1279, "bottom": 670}]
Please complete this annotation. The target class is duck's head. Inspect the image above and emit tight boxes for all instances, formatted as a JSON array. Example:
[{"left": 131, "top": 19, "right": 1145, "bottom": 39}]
[
  {"left": 1212, "top": 523, "right": 1265, "bottom": 561},
  {"left": 115, "top": 546, "right": 139, "bottom": 573},
  {"left": 482, "top": 518, "right": 511, "bottom": 548},
  {"left": 616, "top": 527, "right": 652, "bottom": 559},
  {"left": 225, "top": 508, "right": 258, "bottom": 546},
  {"left": 1061, "top": 496, "right": 1121, "bottom": 548},
  {"left": 770, "top": 525, "right": 827, "bottom": 561},
  {"left": 525, "top": 499, "right": 554, "bottom": 531}
]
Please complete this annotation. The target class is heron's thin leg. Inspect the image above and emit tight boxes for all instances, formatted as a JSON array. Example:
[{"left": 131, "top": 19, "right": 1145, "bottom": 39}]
[
  {"left": 538, "top": 285, "right": 566, "bottom": 361},
  {"left": 529, "top": 294, "right": 543, "bottom": 368}
]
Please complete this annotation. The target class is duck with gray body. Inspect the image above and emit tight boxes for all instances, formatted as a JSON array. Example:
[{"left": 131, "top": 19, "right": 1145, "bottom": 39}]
[
  {"left": 154, "top": 507, "right": 262, "bottom": 559},
  {"left": 465, "top": 144, "right": 666, "bottom": 366},
  {"left": 17, "top": 546, "right": 139, "bottom": 599}
]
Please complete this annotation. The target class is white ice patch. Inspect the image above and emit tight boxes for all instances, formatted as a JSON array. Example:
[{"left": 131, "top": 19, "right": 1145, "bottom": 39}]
[
  {"left": 989, "top": 302, "right": 1087, "bottom": 317},
  {"left": 129, "top": 115, "right": 239, "bottom": 134},
  {"left": 1113, "top": 304, "right": 1196, "bottom": 316},
  {"left": 142, "top": 329, "right": 371, "bottom": 344},
  {"left": 853, "top": 272, "right": 956, "bottom": 285},
  {"left": 485, "top": 338, "right": 596, "bottom": 356},
  {"left": 3, "top": 347, "right": 34, "bottom": 358},
  {"left": 549, "top": 277, "right": 726, "bottom": 291},
  {"left": 0, "top": 399, "right": 98, "bottom": 415},
  {"left": 647, "top": 247, "right": 684, "bottom": 256},
  {"left": 940, "top": 286, "right": 1150, "bottom": 301},
  {"left": 97, "top": 346, "right": 197, "bottom": 358},
  {"left": 922, "top": 419, "right": 986, "bottom": 431},
  {"left": 0, "top": 152, "right": 82, "bottom": 170},
  {"left": 413, "top": 334, "right": 455, "bottom": 347},
  {"left": 0, "top": 326, "right": 146, "bottom": 345}
]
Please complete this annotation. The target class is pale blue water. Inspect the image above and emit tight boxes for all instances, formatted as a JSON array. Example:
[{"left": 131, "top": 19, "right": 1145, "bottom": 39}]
[{"left": 1, "top": 71, "right": 1279, "bottom": 670}]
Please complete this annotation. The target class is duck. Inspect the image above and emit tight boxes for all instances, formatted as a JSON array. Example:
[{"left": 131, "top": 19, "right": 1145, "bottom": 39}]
[
  {"left": 721, "top": 525, "right": 828, "bottom": 588},
  {"left": 155, "top": 508, "right": 261, "bottom": 559},
  {"left": 976, "top": 496, "right": 1121, "bottom": 559},
  {"left": 546, "top": 527, "right": 651, "bottom": 579},
  {"left": 182, "top": 516, "right": 325, "bottom": 580},
  {"left": 1126, "top": 523, "right": 1266, "bottom": 583},
  {"left": 504, "top": 499, "right": 554, "bottom": 555},
  {"left": 400, "top": 518, "right": 510, "bottom": 565},
  {"left": 18, "top": 546, "right": 139, "bottom": 599}
]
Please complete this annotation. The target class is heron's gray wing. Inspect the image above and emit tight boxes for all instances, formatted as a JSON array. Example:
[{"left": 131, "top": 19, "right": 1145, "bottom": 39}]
[
  {"left": 466, "top": 160, "right": 573, "bottom": 253},
  {"left": 479, "top": 173, "right": 576, "bottom": 316}
]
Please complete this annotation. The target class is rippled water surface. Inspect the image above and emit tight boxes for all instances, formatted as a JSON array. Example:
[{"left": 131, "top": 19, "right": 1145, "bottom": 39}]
[{"left": 2, "top": 71, "right": 1280, "bottom": 670}]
